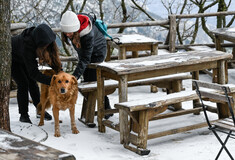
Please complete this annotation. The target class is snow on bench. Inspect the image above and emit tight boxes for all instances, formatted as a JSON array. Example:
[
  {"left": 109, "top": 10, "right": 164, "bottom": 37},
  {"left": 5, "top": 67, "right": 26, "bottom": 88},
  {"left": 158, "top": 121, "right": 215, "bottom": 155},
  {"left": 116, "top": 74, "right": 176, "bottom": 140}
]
[
  {"left": 111, "top": 83, "right": 235, "bottom": 155},
  {"left": 0, "top": 128, "right": 75, "bottom": 159},
  {"left": 78, "top": 73, "right": 192, "bottom": 127}
]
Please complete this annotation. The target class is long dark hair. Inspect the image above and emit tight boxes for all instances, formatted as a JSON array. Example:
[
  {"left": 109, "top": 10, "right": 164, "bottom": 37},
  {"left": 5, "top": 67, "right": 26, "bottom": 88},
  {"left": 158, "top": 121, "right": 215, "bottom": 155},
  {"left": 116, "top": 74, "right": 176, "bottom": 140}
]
[
  {"left": 61, "top": 32, "right": 81, "bottom": 48},
  {"left": 36, "top": 41, "right": 62, "bottom": 73}
]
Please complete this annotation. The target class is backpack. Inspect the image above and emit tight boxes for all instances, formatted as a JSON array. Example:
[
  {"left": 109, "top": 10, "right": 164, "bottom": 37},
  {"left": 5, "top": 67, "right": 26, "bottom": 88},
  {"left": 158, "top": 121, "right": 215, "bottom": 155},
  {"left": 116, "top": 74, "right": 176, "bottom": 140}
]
[
  {"left": 87, "top": 12, "right": 113, "bottom": 40},
  {"left": 95, "top": 19, "right": 113, "bottom": 40}
]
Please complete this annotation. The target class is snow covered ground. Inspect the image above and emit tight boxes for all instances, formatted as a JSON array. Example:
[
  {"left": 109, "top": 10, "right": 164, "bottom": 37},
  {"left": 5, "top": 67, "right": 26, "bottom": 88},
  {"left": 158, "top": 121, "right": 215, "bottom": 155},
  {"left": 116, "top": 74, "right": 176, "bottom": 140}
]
[{"left": 6, "top": 69, "right": 235, "bottom": 160}]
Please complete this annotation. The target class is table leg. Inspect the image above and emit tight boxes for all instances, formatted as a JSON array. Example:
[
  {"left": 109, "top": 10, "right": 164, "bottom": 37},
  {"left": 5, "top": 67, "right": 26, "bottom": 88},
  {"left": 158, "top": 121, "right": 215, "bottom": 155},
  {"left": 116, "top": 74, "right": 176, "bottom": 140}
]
[
  {"left": 96, "top": 68, "right": 106, "bottom": 132},
  {"left": 105, "top": 42, "right": 111, "bottom": 61},
  {"left": 118, "top": 75, "right": 128, "bottom": 144},
  {"left": 172, "top": 80, "right": 182, "bottom": 110},
  {"left": 132, "top": 51, "right": 138, "bottom": 58},
  {"left": 215, "top": 35, "right": 223, "bottom": 51},
  {"left": 217, "top": 60, "right": 229, "bottom": 118},
  {"left": 138, "top": 110, "right": 149, "bottom": 149},
  {"left": 192, "top": 71, "right": 200, "bottom": 115},
  {"left": 151, "top": 44, "right": 158, "bottom": 55},
  {"left": 119, "top": 47, "right": 126, "bottom": 59}
]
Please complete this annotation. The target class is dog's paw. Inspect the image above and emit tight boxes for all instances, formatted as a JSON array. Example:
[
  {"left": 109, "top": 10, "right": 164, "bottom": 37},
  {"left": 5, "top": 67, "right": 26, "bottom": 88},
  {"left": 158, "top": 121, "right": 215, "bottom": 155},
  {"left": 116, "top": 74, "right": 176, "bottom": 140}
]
[
  {"left": 54, "top": 132, "right": 61, "bottom": 137},
  {"left": 38, "top": 122, "right": 44, "bottom": 126},
  {"left": 72, "top": 128, "right": 79, "bottom": 134}
]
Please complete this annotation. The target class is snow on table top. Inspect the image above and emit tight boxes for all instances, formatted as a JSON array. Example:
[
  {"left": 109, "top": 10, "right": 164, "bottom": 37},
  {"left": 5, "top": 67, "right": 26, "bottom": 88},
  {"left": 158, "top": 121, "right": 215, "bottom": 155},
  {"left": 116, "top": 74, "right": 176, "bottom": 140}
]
[
  {"left": 227, "top": 27, "right": 235, "bottom": 32},
  {"left": 113, "top": 34, "right": 159, "bottom": 43},
  {"left": 97, "top": 50, "right": 230, "bottom": 72}
]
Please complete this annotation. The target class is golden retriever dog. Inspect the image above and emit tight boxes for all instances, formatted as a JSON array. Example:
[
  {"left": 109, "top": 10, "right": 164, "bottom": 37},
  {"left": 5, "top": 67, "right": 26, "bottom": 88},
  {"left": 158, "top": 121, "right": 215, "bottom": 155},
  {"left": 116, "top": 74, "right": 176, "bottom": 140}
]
[{"left": 38, "top": 70, "right": 79, "bottom": 137}]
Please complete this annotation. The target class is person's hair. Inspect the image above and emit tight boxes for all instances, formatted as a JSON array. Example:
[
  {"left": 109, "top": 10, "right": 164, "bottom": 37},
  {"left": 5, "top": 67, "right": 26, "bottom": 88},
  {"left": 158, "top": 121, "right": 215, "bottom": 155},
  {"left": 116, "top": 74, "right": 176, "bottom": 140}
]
[
  {"left": 36, "top": 41, "right": 62, "bottom": 73},
  {"left": 61, "top": 32, "right": 80, "bottom": 48}
]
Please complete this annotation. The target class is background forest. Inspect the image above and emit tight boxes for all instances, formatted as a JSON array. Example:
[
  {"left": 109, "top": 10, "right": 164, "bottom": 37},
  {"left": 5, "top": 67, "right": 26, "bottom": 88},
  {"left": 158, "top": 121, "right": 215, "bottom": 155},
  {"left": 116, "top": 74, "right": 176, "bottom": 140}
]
[{"left": 10, "top": 0, "right": 235, "bottom": 54}]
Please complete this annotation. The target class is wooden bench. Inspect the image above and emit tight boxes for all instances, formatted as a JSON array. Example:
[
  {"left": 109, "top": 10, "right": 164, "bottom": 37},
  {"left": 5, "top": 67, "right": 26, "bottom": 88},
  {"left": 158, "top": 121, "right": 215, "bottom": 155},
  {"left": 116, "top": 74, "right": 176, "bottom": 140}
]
[
  {"left": 112, "top": 84, "right": 235, "bottom": 155},
  {"left": 0, "top": 128, "right": 75, "bottom": 159},
  {"left": 78, "top": 73, "right": 192, "bottom": 127}
]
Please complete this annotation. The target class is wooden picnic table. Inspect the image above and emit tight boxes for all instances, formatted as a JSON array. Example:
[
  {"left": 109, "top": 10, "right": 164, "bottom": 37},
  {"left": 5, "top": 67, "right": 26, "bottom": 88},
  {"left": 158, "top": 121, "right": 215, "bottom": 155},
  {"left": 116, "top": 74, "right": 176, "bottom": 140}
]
[
  {"left": 210, "top": 27, "right": 235, "bottom": 59},
  {"left": 105, "top": 34, "right": 162, "bottom": 61},
  {"left": 89, "top": 50, "right": 232, "bottom": 134},
  {"left": 0, "top": 128, "right": 75, "bottom": 160},
  {"left": 210, "top": 27, "right": 235, "bottom": 83}
]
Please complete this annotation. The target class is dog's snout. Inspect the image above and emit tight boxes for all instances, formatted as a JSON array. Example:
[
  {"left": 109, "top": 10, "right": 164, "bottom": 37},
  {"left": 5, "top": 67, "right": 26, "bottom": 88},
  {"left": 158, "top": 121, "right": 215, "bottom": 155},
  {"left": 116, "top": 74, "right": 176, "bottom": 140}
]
[{"left": 60, "top": 88, "right": 66, "bottom": 94}]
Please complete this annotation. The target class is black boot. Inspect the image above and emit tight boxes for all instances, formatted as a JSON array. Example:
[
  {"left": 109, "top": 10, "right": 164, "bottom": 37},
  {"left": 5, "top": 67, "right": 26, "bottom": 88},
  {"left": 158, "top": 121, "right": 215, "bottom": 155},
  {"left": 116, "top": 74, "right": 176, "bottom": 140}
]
[
  {"left": 20, "top": 113, "right": 32, "bottom": 124},
  {"left": 104, "top": 96, "right": 113, "bottom": 119},
  {"left": 36, "top": 111, "right": 52, "bottom": 121}
]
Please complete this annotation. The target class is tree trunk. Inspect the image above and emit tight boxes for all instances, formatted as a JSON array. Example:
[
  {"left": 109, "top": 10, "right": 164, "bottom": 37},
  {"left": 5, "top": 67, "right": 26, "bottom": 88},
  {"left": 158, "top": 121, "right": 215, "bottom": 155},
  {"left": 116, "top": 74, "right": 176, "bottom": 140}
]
[{"left": 0, "top": 0, "right": 11, "bottom": 131}]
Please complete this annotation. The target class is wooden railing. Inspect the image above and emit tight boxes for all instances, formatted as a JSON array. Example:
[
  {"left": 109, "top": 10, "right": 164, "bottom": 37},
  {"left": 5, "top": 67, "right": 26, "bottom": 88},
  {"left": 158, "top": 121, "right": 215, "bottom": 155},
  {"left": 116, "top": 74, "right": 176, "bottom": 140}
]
[{"left": 11, "top": 11, "right": 235, "bottom": 53}]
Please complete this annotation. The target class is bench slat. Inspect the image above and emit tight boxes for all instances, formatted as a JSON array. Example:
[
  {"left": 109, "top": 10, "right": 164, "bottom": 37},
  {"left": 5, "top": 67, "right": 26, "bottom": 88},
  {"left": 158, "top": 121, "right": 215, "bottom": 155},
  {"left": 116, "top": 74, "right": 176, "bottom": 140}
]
[
  {"left": 213, "top": 118, "right": 235, "bottom": 131},
  {"left": 115, "top": 90, "right": 197, "bottom": 112},
  {"left": 78, "top": 73, "right": 191, "bottom": 93}
]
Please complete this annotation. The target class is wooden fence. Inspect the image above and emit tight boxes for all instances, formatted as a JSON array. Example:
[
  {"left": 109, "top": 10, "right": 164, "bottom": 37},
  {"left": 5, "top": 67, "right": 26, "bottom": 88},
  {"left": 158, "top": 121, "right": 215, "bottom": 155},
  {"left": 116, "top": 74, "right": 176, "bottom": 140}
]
[{"left": 11, "top": 11, "right": 235, "bottom": 53}]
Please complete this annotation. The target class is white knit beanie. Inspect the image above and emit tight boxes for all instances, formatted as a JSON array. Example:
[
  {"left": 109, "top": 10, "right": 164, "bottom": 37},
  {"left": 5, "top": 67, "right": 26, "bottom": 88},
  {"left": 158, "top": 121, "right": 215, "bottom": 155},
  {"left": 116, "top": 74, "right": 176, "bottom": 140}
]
[{"left": 60, "top": 11, "right": 80, "bottom": 33}]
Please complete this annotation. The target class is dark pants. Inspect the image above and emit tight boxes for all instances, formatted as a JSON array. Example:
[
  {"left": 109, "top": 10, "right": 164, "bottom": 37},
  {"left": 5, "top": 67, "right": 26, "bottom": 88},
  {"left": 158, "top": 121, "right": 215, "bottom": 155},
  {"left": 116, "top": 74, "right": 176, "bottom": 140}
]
[
  {"left": 11, "top": 61, "right": 40, "bottom": 115},
  {"left": 83, "top": 68, "right": 110, "bottom": 109}
]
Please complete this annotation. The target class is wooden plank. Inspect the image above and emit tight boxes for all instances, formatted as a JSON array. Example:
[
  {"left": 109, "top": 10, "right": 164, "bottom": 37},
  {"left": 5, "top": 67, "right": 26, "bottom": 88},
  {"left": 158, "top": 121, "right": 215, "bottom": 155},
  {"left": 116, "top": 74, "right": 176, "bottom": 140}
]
[
  {"left": 119, "top": 47, "right": 126, "bottom": 59},
  {"left": 199, "top": 90, "right": 233, "bottom": 103},
  {"left": 96, "top": 68, "right": 105, "bottom": 133},
  {"left": 89, "top": 51, "right": 232, "bottom": 76},
  {"left": 169, "top": 15, "right": 176, "bottom": 52},
  {"left": 0, "top": 129, "right": 75, "bottom": 160},
  {"left": 192, "top": 79, "right": 230, "bottom": 92},
  {"left": 115, "top": 90, "right": 198, "bottom": 112},
  {"left": 107, "top": 20, "right": 169, "bottom": 29},
  {"left": 85, "top": 92, "right": 97, "bottom": 124},
  {"left": 119, "top": 109, "right": 129, "bottom": 144},
  {"left": 138, "top": 110, "right": 149, "bottom": 149},
  {"left": 150, "top": 108, "right": 203, "bottom": 121},
  {"left": 171, "top": 80, "right": 182, "bottom": 110},
  {"left": 78, "top": 73, "right": 191, "bottom": 93},
  {"left": 151, "top": 44, "right": 158, "bottom": 55},
  {"left": 213, "top": 120, "right": 235, "bottom": 132},
  {"left": 102, "top": 120, "right": 120, "bottom": 131},
  {"left": 147, "top": 121, "right": 213, "bottom": 140}
]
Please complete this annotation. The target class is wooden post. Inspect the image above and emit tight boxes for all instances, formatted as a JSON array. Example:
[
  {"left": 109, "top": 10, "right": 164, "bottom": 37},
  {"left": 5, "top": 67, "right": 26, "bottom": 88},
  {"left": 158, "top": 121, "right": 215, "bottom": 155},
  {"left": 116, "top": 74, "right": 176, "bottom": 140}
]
[
  {"left": 138, "top": 110, "right": 149, "bottom": 149},
  {"left": 96, "top": 68, "right": 105, "bottom": 132},
  {"left": 192, "top": 71, "right": 200, "bottom": 114},
  {"left": 132, "top": 51, "right": 138, "bottom": 58},
  {"left": 171, "top": 80, "right": 182, "bottom": 110},
  {"left": 217, "top": 60, "right": 229, "bottom": 119},
  {"left": 105, "top": 41, "right": 111, "bottom": 61},
  {"left": 119, "top": 47, "right": 126, "bottom": 59},
  {"left": 85, "top": 92, "right": 97, "bottom": 124},
  {"left": 119, "top": 75, "right": 128, "bottom": 144},
  {"left": 151, "top": 44, "right": 158, "bottom": 55},
  {"left": 168, "top": 15, "right": 176, "bottom": 53}
]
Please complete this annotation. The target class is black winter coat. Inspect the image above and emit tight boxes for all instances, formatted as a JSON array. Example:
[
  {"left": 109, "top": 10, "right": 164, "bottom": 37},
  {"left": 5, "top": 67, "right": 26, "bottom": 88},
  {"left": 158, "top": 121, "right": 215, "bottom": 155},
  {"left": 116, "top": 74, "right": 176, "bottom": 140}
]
[
  {"left": 11, "top": 24, "right": 56, "bottom": 85},
  {"left": 72, "top": 14, "right": 107, "bottom": 79}
]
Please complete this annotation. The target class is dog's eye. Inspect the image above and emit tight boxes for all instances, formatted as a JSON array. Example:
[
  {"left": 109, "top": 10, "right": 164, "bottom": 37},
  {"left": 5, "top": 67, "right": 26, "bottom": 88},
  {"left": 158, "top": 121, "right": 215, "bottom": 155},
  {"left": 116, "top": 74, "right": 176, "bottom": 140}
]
[
  {"left": 58, "top": 80, "right": 61, "bottom": 83},
  {"left": 65, "top": 80, "right": 69, "bottom": 83}
]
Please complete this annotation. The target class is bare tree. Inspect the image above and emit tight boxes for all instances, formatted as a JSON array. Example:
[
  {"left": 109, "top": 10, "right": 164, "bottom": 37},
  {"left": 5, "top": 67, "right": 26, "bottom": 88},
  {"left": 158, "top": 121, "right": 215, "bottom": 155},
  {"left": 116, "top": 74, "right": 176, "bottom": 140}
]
[{"left": 0, "top": 0, "right": 11, "bottom": 131}]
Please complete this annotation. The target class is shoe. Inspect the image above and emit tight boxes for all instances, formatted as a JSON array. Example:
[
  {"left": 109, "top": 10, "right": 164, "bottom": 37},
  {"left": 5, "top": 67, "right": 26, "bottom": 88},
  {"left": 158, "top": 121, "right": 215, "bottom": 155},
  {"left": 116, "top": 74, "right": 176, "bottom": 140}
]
[
  {"left": 104, "top": 96, "right": 113, "bottom": 120},
  {"left": 20, "top": 113, "right": 32, "bottom": 124},
  {"left": 36, "top": 111, "right": 52, "bottom": 121}
]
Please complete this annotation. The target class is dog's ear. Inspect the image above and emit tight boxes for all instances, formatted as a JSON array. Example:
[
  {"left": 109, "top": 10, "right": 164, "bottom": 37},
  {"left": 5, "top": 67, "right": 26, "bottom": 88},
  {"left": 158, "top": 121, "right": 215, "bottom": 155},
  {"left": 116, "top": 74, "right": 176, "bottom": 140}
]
[
  {"left": 72, "top": 76, "right": 78, "bottom": 85},
  {"left": 50, "top": 75, "right": 57, "bottom": 86}
]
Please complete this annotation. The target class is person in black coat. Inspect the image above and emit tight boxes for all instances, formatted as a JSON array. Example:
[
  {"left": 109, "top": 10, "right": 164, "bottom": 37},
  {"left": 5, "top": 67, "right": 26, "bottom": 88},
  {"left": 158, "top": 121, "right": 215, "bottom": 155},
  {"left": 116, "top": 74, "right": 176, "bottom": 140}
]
[
  {"left": 11, "top": 24, "right": 62, "bottom": 124},
  {"left": 60, "top": 11, "right": 113, "bottom": 119}
]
